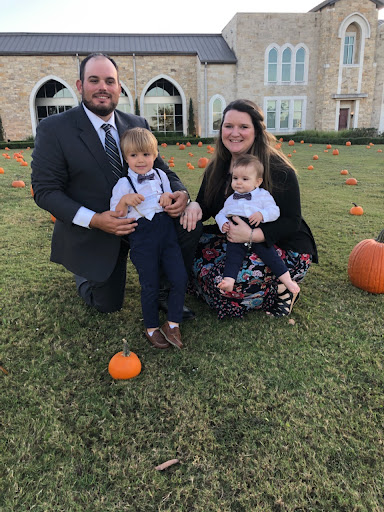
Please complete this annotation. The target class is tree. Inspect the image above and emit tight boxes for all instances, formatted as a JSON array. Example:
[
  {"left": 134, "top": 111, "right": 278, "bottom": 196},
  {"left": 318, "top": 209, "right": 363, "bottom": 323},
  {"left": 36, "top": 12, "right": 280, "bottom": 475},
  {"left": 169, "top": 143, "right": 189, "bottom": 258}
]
[
  {"left": 135, "top": 98, "right": 140, "bottom": 116},
  {"left": 188, "top": 98, "right": 196, "bottom": 137}
]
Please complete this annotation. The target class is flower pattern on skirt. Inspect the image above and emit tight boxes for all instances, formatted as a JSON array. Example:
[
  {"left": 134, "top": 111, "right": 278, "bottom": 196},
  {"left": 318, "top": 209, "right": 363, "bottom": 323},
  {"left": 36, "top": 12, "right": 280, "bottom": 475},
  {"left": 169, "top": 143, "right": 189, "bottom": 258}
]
[{"left": 188, "top": 233, "right": 312, "bottom": 319}]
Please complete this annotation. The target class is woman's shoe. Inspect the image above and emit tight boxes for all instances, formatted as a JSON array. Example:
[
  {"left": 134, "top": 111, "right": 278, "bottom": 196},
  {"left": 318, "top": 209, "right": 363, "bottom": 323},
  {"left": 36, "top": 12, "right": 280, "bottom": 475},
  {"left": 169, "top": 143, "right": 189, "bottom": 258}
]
[{"left": 266, "top": 287, "right": 300, "bottom": 317}]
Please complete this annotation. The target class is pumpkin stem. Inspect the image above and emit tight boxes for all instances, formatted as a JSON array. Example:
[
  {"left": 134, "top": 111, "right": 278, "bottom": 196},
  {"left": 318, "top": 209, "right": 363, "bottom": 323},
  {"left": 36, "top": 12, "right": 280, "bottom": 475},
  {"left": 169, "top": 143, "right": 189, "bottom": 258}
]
[
  {"left": 376, "top": 230, "right": 384, "bottom": 244},
  {"left": 122, "top": 339, "right": 131, "bottom": 357}
]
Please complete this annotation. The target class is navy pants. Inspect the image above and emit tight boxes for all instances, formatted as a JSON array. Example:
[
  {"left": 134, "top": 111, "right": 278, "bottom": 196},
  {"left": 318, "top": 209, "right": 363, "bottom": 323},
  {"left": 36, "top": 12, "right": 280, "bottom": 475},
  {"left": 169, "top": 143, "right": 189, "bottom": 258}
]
[
  {"left": 223, "top": 216, "right": 287, "bottom": 282},
  {"left": 129, "top": 213, "right": 188, "bottom": 328},
  {"left": 224, "top": 240, "right": 288, "bottom": 281}
]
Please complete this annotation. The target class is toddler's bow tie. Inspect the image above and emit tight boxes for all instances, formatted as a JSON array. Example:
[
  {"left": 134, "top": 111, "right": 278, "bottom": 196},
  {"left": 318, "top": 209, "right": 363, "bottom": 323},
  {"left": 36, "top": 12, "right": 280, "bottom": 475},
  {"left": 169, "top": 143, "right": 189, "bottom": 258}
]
[
  {"left": 233, "top": 192, "right": 252, "bottom": 200},
  {"left": 137, "top": 173, "right": 155, "bottom": 183}
]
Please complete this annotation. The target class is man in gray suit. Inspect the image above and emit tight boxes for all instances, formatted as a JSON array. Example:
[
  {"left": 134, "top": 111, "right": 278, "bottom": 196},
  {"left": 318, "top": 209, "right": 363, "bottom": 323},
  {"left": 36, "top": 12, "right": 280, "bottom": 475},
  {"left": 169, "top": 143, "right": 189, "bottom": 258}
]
[{"left": 31, "top": 53, "right": 199, "bottom": 319}]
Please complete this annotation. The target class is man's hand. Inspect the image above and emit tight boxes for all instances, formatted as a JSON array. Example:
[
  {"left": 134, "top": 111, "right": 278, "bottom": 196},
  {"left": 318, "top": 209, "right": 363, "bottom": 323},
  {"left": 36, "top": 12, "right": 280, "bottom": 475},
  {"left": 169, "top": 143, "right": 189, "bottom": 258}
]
[
  {"left": 90, "top": 210, "right": 137, "bottom": 236},
  {"left": 164, "top": 190, "right": 188, "bottom": 218},
  {"left": 180, "top": 201, "right": 203, "bottom": 232}
]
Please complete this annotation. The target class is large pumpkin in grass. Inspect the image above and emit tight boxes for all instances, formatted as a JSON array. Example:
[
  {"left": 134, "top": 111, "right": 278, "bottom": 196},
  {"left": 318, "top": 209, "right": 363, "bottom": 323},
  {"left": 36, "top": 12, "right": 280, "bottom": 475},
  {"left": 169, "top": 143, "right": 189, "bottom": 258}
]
[
  {"left": 198, "top": 157, "right": 209, "bottom": 168},
  {"left": 348, "top": 230, "right": 384, "bottom": 293}
]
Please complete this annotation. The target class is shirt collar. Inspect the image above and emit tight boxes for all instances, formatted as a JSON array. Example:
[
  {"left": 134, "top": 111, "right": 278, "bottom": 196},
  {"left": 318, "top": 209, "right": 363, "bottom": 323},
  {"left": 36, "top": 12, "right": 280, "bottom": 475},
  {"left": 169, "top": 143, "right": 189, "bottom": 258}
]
[{"left": 82, "top": 103, "right": 117, "bottom": 132}]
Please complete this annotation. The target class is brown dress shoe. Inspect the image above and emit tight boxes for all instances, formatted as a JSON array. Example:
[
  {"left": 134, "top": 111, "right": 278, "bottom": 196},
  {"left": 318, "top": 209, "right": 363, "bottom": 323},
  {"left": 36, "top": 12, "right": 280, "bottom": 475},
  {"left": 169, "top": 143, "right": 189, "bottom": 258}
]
[
  {"left": 144, "top": 329, "right": 170, "bottom": 349},
  {"left": 160, "top": 322, "right": 183, "bottom": 349}
]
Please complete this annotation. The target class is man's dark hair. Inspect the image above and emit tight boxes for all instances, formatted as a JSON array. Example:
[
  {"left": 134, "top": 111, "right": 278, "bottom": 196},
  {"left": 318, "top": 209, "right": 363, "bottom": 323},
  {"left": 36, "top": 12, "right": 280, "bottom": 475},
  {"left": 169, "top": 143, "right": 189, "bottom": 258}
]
[{"left": 79, "top": 53, "right": 119, "bottom": 82}]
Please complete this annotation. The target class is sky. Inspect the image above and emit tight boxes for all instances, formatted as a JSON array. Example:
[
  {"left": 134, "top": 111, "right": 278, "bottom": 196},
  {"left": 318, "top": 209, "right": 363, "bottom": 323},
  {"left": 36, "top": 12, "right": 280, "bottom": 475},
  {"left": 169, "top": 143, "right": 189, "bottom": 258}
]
[{"left": 1, "top": 0, "right": 383, "bottom": 34}]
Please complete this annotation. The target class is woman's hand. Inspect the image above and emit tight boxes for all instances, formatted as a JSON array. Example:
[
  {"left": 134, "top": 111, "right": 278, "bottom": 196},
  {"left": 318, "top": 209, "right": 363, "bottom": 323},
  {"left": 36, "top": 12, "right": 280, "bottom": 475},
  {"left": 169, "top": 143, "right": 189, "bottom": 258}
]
[
  {"left": 227, "top": 215, "right": 265, "bottom": 244},
  {"left": 180, "top": 201, "right": 202, "bottom": 231}
]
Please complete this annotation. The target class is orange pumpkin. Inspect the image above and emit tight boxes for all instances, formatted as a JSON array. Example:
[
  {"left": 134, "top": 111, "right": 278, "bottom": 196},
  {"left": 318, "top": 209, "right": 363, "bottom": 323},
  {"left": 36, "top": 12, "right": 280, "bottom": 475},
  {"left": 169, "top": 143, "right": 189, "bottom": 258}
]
[
  {"left": 340, "top": 169, "right": 349, "bottom": 175},
  {"left": 287, "top": 153, "right": 292, "bottom": 158},
  {"left": 21, "top": 161, "right": 28, "bottom": 166},
  {"left": 300, "top": 140, "right": 304, "bottom": 144},
  {"left": 179, "top": 144, "right": 186, "bottom": 150},
  {"left": 349, "top": 203, "right": 363, "bottom": 216},
  {"left": 288, "top": 140, "right": 295, "bottom": 146},
  {"left": 346, "top": 177, "right": 358, "bottom": 185},
  {"left": 51, "top": 214, "right": 56, "bottom": 223},
  {"left": 326, "top": 144, "right": 332, "bottom": 149},
  {"left": 346, "top": 141, "right": 352, "bottom": 146},
  {"left": 108, "top": 340, "right": 142, "bottom": 380},
  {"left": 197, "top": 141, "right": 203, "bottom": 147},
  {"left": 169, "top": 162, "right": 175, "bottom": 167},
  {"left": 332, "top": 149, "right": 339, "bottom": 155},
  {"left": 12, "top": 180, "right": 25, "bottom": 188},
  {"left": 348, "top": 230, "right": 384, "bottom": 293},
  {"left": 186, "top": 142, "right": 191, "bottom": 147},
  {"left": 313, "top": 155, "right": 319, "bottom": 160},
  {"left": 377, "top": 149, "right": 383, "bottom": 153},
  {"left": 30, "top": 184, "right": 34, "bottom": 196},
  {"left": 198, "top": 157, "right": 209, "bottom": 168},
  {"left": 307, "top": 165, "right": 314, "bottom": 170},
  {"left": 0, "top": 167, "right": 4, "bottom": 174}
]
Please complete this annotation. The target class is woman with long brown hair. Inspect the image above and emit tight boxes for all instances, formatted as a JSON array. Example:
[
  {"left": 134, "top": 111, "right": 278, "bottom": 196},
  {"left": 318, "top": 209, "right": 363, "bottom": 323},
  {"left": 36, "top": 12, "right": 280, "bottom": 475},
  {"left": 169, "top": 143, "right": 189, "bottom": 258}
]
[{"left": 181, "top": 99, "right": 317, "bottom": 319}]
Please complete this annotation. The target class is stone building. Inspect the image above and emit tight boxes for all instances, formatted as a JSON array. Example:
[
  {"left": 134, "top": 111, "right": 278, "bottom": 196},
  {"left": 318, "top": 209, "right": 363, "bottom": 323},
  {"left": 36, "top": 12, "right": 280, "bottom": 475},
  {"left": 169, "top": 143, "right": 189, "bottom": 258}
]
[{"left": 0, "top": 0, "right": 383, "bottom": 140}]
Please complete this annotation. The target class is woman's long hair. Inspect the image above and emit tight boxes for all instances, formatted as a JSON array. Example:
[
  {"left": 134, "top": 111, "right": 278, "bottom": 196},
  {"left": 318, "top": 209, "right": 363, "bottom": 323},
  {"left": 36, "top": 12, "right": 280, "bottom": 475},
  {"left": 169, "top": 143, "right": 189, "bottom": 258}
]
[{"left": 204, "top": 99, "right": 296, "bottom": 208}]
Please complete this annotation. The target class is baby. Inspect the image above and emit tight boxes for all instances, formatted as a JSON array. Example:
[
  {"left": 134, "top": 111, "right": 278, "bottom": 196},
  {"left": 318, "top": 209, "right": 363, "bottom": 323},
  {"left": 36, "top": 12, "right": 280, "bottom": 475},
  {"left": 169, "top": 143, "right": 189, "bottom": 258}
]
[{"left": 215, "top": 154, "right": 300, "bottom": 299}]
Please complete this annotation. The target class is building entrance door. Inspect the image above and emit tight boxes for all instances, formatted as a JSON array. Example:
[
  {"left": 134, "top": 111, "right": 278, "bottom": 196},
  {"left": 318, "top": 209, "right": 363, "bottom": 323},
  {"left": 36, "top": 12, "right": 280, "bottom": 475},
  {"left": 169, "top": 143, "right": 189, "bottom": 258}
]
[{"left": 338, "top": 108, "right": 349, "bottom": 130}]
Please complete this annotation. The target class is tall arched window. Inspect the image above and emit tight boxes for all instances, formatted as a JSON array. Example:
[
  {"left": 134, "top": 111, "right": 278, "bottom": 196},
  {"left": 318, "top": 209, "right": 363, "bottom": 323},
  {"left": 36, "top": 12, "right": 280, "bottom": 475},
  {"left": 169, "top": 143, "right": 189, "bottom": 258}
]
[
  {"left": 118, "top": 88, "right": 132, "bottom": 114},
  {"left": 144, "top": 78, "right": 182, "bottom": 134},
  {"left": 282, "top": 48, "right": 292, "bottom": 82},
  {"left": 268, "top": 48, "right": 278, "bottom": 83},
  {"left": 209, "top": 94, "right": 225, "bottom": 135},
  {"left": 295, "top": 47, "right": 305, "bottom": 82},
  {"left": 35, "top": 79, "right": 76, "bottom": 123}
]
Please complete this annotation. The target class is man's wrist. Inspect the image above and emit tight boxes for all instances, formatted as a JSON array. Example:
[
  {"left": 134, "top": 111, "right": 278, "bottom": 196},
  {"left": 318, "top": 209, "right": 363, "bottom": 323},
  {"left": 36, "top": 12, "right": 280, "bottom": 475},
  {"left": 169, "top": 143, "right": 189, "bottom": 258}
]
[{"left": 179, "top": 189, "right": 191, "bottom": 205}]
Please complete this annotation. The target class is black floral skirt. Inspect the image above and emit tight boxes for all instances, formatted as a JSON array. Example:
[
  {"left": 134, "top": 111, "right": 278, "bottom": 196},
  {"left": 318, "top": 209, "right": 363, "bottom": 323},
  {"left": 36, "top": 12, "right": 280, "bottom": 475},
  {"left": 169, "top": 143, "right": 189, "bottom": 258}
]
[{"left": 188, "top": 233, "right": 312, "bottom": 319}]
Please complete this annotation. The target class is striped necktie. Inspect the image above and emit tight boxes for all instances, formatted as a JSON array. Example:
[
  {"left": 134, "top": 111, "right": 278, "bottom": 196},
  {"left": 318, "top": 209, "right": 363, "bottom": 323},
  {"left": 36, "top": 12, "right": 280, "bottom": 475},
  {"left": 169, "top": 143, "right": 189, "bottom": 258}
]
[{"left": 101, "top": 123, "right": 123, "bottom": 180}]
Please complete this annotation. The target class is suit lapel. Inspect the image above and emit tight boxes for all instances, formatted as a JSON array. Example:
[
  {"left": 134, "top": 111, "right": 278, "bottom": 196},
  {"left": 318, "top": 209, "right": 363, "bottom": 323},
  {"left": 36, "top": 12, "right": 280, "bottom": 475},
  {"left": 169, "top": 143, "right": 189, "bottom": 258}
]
[{"left": 76, "top": 107, "right": 123, "bottom": 187}]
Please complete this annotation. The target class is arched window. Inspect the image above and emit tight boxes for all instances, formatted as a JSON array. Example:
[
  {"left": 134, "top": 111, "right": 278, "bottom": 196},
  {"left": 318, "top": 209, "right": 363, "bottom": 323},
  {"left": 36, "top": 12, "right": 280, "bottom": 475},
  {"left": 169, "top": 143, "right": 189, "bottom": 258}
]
[
  {"left": 144, "top": 78, "right": 182, "bottom": 134},
  {"left": 209, "top": 94, "right": 225, "bottom": 134},
  {"left": 268, "top": 48, "right": 278, "bottom": 83},
  {"left": 282, "top": 48, "right": 292, "bottom": 82},
  {"left": 35, "top": 79, "right": 76, "bottom": 123},
  {"left": 295, "top": 47, "right": 305, "bottom": 82},
  {"left": 118, "top": 88, "right": 132, "bottom": 114}
]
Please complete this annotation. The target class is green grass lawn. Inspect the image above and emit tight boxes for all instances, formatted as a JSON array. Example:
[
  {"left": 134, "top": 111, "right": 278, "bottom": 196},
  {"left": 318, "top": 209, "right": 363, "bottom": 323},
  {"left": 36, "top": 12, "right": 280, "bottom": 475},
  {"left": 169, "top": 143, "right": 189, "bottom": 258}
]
[{"left": 1, "top": 141, "right": 384, "bottom": 511}]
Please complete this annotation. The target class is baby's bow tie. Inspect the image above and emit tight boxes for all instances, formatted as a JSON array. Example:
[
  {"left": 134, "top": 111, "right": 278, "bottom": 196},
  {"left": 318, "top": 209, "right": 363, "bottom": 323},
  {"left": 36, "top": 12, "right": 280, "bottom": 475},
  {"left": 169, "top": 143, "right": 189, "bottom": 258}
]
[{"left": 233, "top": 192, "right": 252, "bottom": 200}]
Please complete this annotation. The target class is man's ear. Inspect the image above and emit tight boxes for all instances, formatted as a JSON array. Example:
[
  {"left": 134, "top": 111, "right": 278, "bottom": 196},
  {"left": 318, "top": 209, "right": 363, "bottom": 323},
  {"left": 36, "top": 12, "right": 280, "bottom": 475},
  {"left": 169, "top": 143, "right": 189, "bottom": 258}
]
[{"left": 76, "top": 79, "right": 83, "bottom": 94}]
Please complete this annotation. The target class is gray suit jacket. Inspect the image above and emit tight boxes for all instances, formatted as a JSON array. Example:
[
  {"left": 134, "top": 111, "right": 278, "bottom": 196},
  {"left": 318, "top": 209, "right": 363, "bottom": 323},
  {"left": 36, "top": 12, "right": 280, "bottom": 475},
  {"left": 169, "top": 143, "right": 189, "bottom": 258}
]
[{"left": 31, "top": 105, "right": 186, "bottom": 281}]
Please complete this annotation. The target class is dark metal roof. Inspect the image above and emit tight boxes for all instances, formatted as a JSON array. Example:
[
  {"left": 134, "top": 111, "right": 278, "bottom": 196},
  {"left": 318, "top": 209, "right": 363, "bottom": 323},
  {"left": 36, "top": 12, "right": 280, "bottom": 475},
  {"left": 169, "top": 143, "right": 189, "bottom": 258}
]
[
  {"left": 0, "top": 33, "right": 237, "bottom": 64},
  {"left": 310, "top": 0, "right": 384, "bottom": 12}
]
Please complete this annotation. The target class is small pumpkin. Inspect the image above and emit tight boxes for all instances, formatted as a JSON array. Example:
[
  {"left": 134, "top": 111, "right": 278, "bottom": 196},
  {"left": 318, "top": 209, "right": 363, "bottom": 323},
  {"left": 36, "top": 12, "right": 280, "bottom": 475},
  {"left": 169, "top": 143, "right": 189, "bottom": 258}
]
[
  {"left": 21, "top": 161, "right": 29, "bottom": 167},
  {"left": 51, "top": 214, "right": 56, "bottom": 223},
  {"left": 332, "top": 149, "right": 339, "bottom": 155},
  {"left": 186, "top": 142, "right": 191, "bottom": 147},
  {"left": 197, "top": 141, "right": 203, "bottom": 147},
  {"left": 346, "top": 141, "right": 352, "bottom": 146},
  {"left": 340, "top": 169, "right": 349, "bottom": 175},
  {"left": 288, "top": 140, "right": 295, "bottom": 146},
  {"left": 287, "top": 153, "right": 292, "bottom": 158},
  {"left": 307, "top": 165, "right": 314, "bottom": 170},
  {"left": 349, "top": 203, "right": 363, "bottom": 216},
  {"left": 198, "top": 157, "right": 209, "bottom": 168},
  {"left": 345, "top": 177, "right": 358, "bottom": 185},
  {"left": 12, "top": 180, "right": 26, "bottom": 188},
  {"left": 0, "top": 167, "right": 4, "bottom": 174},
  {"left": 348, "top": 230, "right": 384, "bottom": 293},
  {"left": 313, "top": 155, "right": 319, "bottom": 160},
  {"left": 326, "top": 144, "right": 332, "bottom": 149},
  {"left": 300, "top": 140, "right": 304, "bottom": 144},
  {"left": 108, "top": 339, "right": 142, "bottom": 380},
  {"left": 30, "top": 184, "right": 34, "bottom": 196},
  {"left": 179, "top": 144, "right": 186, "bottom": 150},
  {"left": 377, "top": 149, "right": 383, "bottom": 153}
]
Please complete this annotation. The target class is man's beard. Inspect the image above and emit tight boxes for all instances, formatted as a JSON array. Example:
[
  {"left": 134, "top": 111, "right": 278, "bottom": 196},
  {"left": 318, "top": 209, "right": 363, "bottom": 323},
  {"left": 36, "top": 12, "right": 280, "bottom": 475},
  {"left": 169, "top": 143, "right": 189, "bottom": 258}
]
[{"left": 82, "top": 97, "right": 118, "bottom": 117}]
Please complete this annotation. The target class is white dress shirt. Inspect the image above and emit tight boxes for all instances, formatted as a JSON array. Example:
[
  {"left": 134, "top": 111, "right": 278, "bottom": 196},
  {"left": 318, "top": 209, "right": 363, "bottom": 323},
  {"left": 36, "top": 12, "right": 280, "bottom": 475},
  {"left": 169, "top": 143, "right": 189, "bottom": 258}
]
[
  {"left": 110, "top": 168, "right": 172, "bottom": 221},
  {"left": 215, "top": 187, "right": 280, "bottom": 233}
]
